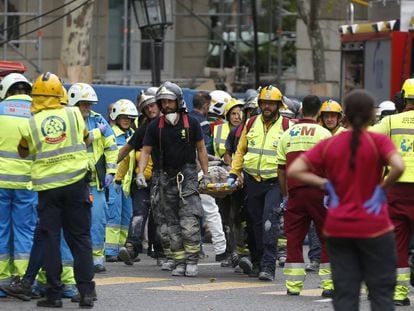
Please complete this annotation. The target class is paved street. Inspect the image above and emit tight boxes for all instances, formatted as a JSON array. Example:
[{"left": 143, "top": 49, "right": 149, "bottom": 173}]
[{"left": 0, "top": 244, "right": 404, "bottom": 311}]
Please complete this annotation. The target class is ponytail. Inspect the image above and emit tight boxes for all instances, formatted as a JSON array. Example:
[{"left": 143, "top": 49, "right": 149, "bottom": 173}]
[{"left": 349, "top": 117, "right": 363, "bottom": 170}]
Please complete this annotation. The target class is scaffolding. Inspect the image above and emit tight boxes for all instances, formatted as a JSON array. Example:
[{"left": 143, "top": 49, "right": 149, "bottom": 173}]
[{"left": 0, "top": 0, "right": 43, "bottom": 73}]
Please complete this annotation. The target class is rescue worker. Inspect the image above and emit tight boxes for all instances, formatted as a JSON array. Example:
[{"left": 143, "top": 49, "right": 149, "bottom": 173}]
[
  {"left": 371, "top": 78, "right": 414, "bottom": 306},
  {"left": 0, "top": 86, "right": 81, "bottom": 301},
  {"left": 138, "top": 81, "right": 209, "bottom": 277},
  {"left": 289, "top": 89, "right": 404, "bottom": 311},
  {"left": 213, "top": 98, "right": 243, "bottom": 160},
  {"left": 276, "top": 95, "right": 333, "bottom": 297},
  {"left": 228, "top": 85, "right": 291, "bottom": 281},
  {"left": 17, "top": 72, "right": 95, "bottom": 308},
  {"left": 117, "top": 89, "right": 170, "bottom": 268},
  {"left": 105, "top": 99, "right": 138, "bottom": 262},
  {"left": 376, "top": 100, "right": 396, "bottom": 122},
  {"left": 319, "top": 100, "right": 346, "bottom": 135},
  {"left": 68, "top": 83, "right": 118, "bottom": 273},
  {"left": 189, "top": 91, "right": 227, "bottom": 262},
  {"left": 208, "top": 89, "right": 232, "bottom": 124},
  {"left": 0, "top": 73, "right": 37, "bottom": 298}
]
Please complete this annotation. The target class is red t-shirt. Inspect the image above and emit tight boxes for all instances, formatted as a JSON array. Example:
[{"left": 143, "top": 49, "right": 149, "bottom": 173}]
[{"left": 302, "top": 131, "right": 396, "bottom": 238}]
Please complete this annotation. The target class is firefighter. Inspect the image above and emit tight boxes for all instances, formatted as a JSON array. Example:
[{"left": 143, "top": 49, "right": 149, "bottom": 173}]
[
  {"left": 228, "top": 85, "right": 291, "bottom": 281},
  {"left": 0, "top": 73, "right": 37, "bottom": 298},
  {"left": 289, "top": 89, "right": 404, "bottom": 311},
  {"left": 17, "top": 72, "right": 95, "bottom": 308},
  {"left": 276, "top": 95, "right": 333, "bottom": 297},
  {"left": 371, "top": 78, "right": 414, "bottom": 306},
  {"left": 105, "top": 99, "right": 138, "bottom": 262},
  {"left": 116, "top": 89, "right": 171, "bottom": 268},
  {"left": 138, "top": 81, "right": 209, "bottom": 277},
  {"left": 68, "top": 83, "right": 118, "bottom": 273},
  {"left": 319, "top": 100, "right": 346, "bottom": 135}
]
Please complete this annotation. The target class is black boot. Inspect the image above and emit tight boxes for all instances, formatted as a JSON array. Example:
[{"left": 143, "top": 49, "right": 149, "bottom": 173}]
[
  {"left": 118, "top": 243, "right": 136, "bottom": 266},
  {"left": 0, "top": 276, "right": 32, "bottom": 301},
  {"left": 79, "top": 294, "right": 94, "bottom": 308},
  {"left": 36, "top": 297, "right": 63, "bottom": 308}
]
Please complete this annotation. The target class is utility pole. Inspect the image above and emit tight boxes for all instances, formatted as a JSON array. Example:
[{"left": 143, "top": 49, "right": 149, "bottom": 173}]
[
  {"left": 251, "top": 0, "right": 260, "bottom": 88},
  {"left": 276, "top": 0, "right": 282, "bottom": 86}
]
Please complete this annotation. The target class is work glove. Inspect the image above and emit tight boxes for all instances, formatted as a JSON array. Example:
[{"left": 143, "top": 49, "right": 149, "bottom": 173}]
[
  {"left": 104, "top": 174, "right": 114, "bottom": 188},
  {"left": 97, "top": 122, "right": 108, "bottom": 135},
  {"left": 199, "top": 175, "right": 209, "bottom": 190},
  {"left": 363, "top": 185, "right": 386, "bottom": 215},
  {"left": 280, "top": 196, "right": 288, "bottom": 211},
  {"left": 113, "top": 180, "right": 122, "bottom": 193},
  {"left": 324, "top": 180, "right": 339, "bottom": 209},
  {"left": 226, "top": 173, "right": 238, "bottom": 189},
  {"left": 135, "top": 173, "right": 148, "bottom": 189}
]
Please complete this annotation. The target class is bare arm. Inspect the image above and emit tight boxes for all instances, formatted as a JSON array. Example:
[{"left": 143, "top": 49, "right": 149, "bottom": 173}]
[
  {"left": 118, "top": 144, "right": 133, "bottom": 163},
  {"left": 287, "top": 156, "right": 327, "bottom": 190},
  {"left": 381, "top": 152, "right": 405, "bottom": 189},
  {"left": 138, "top": 145, "right": 152, "bottom": 175},
  {"left": 196, "top": 139, "right": 209, "bottom": 175},
  {"left": 277, "top": 167, "right": 288, "bottom": 197}
]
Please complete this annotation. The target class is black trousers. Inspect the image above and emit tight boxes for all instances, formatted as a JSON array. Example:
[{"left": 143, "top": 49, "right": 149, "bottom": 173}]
[
  {"left": 327, "top": 232, "right": 396, "bottom": 311},
  {"left": 38, "top": 178, "right": 95, "bottom": 300}
]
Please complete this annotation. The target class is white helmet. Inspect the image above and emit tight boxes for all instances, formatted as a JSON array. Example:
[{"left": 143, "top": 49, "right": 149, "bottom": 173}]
[
  {"left": 209, "top": 90, "right": 232, "bottom": 116},
  {"left": 110, "top": 99, "right": 138, "bottom": 121},
  {"left": 377, "top": 100, "right": 396, "bottom": 116},
  {"left": 67, "top": 83, "right": 98, "bottom": 106},
  {"left": 0, "top": 73, "right": 31, "bottom": 99}
]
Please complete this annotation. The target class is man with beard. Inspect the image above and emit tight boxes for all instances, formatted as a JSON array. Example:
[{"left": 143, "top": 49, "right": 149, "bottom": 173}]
[
  {"left": 137, "top": 81, "right": 209, "bottom": 277},
  {"left": 228, "top": 85, "right": 291, "bottom": 281}
]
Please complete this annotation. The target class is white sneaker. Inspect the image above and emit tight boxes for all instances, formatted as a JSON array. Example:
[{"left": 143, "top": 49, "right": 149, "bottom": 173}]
[
  {"left": 185, "top": 263, "right": 198, "bottom": 277},
  {"left": 161, "top": 259, "right": 175, "bottom": 271},
  {"left": 171, "top": 264, "right": 186, "bottom": 276}
]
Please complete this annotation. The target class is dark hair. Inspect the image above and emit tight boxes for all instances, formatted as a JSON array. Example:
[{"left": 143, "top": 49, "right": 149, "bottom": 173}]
[
  {"left": 393, "top": 91, "right": 405, "bottom": 113},
  {"left": 8, "top": 82, "right": 31, "bottom": 96},
  {"left": 192, "top": 91, "right": 211, "bottom": 110},
  {"left": 301, "top": 95, "right": 321, "bottom": 117},
  {"left": 344, "top": 89, "right": 375, "bottom": 169}
]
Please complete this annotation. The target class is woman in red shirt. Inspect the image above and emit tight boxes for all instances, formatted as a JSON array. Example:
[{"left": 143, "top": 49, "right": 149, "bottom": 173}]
[{"left": 287, "top": 90, "right": 405, "bottom": 311}]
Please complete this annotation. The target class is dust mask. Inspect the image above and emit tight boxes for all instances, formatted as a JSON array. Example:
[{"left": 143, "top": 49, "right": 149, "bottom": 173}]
[{"left": 165, "top": 112, "right": 179, "bottom": 125}]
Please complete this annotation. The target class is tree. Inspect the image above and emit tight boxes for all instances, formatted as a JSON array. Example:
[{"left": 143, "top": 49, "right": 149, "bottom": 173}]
[
  {"left": 59, "top": 0, "right": 95, "bottom": 82},
  {"left": 296, "top": 0, "right": 326, "bottom": 83}
]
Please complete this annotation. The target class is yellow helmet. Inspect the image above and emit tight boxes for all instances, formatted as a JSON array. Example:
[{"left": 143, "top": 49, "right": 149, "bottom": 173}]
[
  {"left": 401, "top": 78, "right": 414, "bottom": 99},
  {"left": 224, "top": 98, "right": 243, "bottom": 119},
  {"left": 258, "top": 85, "right": 283, "bottom": 102},
  {"left": 31, "top": 72, "right": 63, "bottom": 97},
  {"left": 320, "top": 100, "right": 343, "bottom": 114},
  {"left": 60, "top": 85, "right": 68, "bottom": 105}
]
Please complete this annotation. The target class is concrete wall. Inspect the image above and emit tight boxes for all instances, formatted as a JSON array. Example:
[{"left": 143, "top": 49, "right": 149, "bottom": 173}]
[{"left": 174, "top": 1, "right": 210, "bottom": 80}]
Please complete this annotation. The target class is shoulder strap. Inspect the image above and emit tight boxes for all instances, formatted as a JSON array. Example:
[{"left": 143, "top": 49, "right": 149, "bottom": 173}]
[
  {"left": 235, "top": 124, "right": 245, "bottom": 138},
  {"left": 282, "top": 117, "right": 289, "bottom": 131},
  {"left": 158, "top": 115, "right": 165, "bottom": 129},
  {"left": 183, "top": 113, "right": 189, "bottom": 129},
  {"left": 245, "top": 115, "right": 258, "bottom": 134}
]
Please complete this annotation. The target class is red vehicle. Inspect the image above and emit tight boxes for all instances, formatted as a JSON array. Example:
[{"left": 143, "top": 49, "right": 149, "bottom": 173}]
[
  {"left": 0, "top": 61, "right": 26, "bottom": 78},
  {"left": 339, "top": 19, "right": 414, "bottom": 102}
]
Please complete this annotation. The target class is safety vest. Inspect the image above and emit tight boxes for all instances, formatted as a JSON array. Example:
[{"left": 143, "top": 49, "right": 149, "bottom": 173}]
[
  {"left": 213, "top": 122, "right": 231, "bottom": 158},
  {"left": 27, "top": 107, "right": 89, "bottom": 191},
  {"left": 0, "top": 95, "right": 33, "bottom": 189},
  {"left": 243, "top": 116, "right": 289, "bottom": 179},
  {"left": 113, "top": 125, "right": 135, "bottom": 195},
  {"left": 388, "top": 111, "right": 414, "bottom": 183},
  {"left": 86, "top": 111, "right": 118, "bottom": 189}
]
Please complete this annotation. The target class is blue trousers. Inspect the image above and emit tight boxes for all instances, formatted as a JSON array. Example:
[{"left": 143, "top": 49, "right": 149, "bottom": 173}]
[
  {"left": 90, "top": 186, "right": 107, "bottom": 265},
  {"left": 105, "top": 184, "right": 132, "bottom": 256},
  {"left": 0, "top": 188, "right": 37, "bottom": 285}
]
